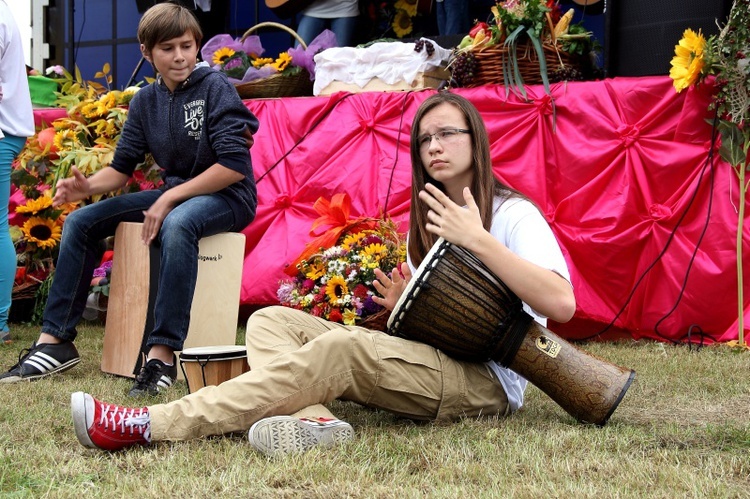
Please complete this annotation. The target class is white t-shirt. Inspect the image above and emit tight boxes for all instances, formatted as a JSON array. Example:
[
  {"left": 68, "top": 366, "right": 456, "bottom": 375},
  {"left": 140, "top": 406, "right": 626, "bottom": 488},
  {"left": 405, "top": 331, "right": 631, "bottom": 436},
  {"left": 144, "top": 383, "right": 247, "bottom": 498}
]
[
  {"left": 406, "top": 194, "right": 572, "bottom": 413},
  {"left": 302, "top": 0, "right": 359, "bottom": 18},
  {"left": 0, "top": 0, "right": 35, "bottom": 138},
  {"left": 484, "top": 196, "right": 571, "bottom": 413}
]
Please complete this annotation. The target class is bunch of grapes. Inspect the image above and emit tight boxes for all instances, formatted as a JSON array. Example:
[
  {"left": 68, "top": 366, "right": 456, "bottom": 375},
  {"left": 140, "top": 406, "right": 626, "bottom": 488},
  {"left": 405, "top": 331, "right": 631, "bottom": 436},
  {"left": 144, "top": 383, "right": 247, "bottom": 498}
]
[
  {"left": 549, "top": 65, "right": 584, "bottom": 82},
  {"left": 414, "top": 39, "right": 436, "bottom": 57},
  {"left": 448, "top": 51, "right": 477, "bottom": 88}
]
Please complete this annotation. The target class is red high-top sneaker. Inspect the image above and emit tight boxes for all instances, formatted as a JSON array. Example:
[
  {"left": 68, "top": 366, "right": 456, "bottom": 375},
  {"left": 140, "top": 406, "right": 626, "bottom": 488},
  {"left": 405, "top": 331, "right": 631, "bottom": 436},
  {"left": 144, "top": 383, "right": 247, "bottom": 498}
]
[{"left": 71, "top": 392, "right": 151, "bottom": 451}]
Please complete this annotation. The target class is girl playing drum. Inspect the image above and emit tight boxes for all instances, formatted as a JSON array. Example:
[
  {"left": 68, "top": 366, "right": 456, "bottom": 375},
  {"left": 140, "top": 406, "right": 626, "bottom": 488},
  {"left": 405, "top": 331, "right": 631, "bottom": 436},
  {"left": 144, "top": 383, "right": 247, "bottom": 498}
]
[{"left": 70, "top": 92, "right": 577, "bottom": 455}]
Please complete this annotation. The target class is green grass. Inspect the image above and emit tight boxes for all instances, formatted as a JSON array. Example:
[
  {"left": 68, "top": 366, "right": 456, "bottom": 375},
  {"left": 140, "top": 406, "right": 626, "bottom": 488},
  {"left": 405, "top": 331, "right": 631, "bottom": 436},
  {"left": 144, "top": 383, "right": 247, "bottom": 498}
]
[{"left": 0, "top": 322, "right": 748, "bottom": 498}]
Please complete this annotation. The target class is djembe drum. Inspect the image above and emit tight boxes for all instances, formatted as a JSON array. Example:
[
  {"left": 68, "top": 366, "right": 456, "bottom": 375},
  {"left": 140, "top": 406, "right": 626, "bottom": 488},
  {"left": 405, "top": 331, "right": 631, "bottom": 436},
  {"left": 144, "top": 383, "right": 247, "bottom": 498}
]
[
  {"left": 387, "top": 238, "right": 635, "bottom": 426},
  {"left": 179, "top": 346, "right": 250, "bottom": 394}
]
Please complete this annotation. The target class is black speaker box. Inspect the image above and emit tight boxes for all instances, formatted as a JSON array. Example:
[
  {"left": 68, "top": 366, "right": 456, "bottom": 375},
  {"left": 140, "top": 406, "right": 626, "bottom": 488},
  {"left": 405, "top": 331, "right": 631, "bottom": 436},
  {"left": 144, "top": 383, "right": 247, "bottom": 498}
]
[{"left": 605, "top": 0, "right": 732, "bottom": 77}]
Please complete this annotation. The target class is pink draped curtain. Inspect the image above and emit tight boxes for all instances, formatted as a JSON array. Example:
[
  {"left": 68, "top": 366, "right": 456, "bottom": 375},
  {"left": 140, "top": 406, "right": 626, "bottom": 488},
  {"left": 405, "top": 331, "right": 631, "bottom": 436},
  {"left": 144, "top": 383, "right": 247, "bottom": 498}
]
[{"left": 31, "top": 76, "right": 750, "bottom": 343}]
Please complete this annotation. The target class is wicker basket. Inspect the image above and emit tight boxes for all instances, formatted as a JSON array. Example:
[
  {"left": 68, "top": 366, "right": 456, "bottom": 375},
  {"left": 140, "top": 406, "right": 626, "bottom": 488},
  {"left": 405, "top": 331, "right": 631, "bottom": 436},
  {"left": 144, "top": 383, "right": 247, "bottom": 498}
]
[
  {"left": 10, "top": 280, "right": 41, "bottom": 324},
  {"left": 233, "top": 22, "right": 314, "bottom": 99},
  {"left": 359, "top": 308, "right": 390, "bottom": 332},
  {"left": 467, "top": 40, "right": 582, "bottom": 87},
  {"left": 12, "top": 279, "right": 40, "bottom": 301}
]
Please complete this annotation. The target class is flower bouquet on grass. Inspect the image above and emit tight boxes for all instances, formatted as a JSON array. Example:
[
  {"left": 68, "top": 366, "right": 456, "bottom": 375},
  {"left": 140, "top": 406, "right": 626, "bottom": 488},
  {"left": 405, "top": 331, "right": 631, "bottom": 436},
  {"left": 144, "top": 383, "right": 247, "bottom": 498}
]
[
  {"left": 10, "top": 189, "right": 77, "bottom": 321},
  {"left": 278, "top": 193, "right": 406, "bottom": 331}
]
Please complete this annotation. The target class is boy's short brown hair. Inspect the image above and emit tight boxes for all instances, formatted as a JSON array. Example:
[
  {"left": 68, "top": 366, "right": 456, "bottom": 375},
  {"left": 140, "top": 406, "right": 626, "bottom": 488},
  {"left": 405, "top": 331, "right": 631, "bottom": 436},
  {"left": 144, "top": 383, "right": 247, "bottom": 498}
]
[{"left": 137, "top": 2, "right": 203, "bottom": 52}]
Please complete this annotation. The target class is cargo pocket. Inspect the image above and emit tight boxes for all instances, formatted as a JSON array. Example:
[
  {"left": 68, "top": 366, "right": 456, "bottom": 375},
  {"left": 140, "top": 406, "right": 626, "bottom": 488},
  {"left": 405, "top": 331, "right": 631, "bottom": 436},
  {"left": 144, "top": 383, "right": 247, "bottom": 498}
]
[{"left": 368, "top": 334, "right": 446, "bottom": 420}]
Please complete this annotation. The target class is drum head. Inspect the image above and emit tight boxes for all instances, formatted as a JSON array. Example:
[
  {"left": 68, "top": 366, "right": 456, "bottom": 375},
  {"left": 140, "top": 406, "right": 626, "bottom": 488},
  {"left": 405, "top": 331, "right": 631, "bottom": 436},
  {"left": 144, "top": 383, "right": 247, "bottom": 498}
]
[
  {"left": 180, "top": 345, "right": 247, "bottom": 362},
  {"left": 387, "top": 237, "right": 447, "bottom": 330}
]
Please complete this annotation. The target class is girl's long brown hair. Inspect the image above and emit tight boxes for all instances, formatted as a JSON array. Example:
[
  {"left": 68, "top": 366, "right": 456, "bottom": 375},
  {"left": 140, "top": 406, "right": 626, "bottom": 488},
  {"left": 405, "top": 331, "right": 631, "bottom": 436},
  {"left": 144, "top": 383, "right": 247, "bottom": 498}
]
[{"left": 407, "top": 92, "right": 523, "bottom": 268}]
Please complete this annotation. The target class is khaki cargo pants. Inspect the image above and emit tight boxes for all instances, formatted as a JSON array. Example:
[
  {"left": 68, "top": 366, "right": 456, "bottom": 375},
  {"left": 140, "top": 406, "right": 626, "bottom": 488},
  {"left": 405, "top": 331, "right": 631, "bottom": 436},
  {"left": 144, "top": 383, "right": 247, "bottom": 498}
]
[{"left": 149, "top": 306, "right": 509, "bottom": 441}]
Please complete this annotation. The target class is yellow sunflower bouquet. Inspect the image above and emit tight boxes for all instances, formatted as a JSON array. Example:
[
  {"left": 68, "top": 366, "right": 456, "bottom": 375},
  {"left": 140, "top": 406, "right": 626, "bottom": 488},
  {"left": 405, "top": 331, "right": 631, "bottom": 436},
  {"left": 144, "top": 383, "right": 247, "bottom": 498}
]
[
  {"left": 669, "top": 0, "right": 749, "bottom": 345},
  {"left": 201, "top": 30, "right": 321, "bottom": 85},
  {"left": 277, "top": 194, "right": 406, "bottom": 329},
  {"left": 10, "top": 64, "right": 162, "bottom": 320},
  {"left": 13, "top": 64, "right": 159, "bottom": 198}
]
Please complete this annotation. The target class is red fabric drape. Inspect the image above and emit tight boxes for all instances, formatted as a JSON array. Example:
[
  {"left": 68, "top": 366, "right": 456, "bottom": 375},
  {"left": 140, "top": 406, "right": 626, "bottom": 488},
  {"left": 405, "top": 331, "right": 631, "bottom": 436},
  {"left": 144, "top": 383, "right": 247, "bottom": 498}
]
[{"left": 30, "top": 76, "right": 750, "bottom": 343}]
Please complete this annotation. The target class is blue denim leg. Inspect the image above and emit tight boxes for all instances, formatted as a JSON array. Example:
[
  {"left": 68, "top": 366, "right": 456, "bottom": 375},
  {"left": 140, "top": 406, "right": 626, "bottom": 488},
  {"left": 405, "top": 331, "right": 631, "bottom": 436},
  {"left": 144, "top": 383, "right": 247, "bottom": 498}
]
[
  {"left": 437, "top": 0, "right": 471, "bottom": 36},
  {"left": 41, "top": 190, "right": 161, "bottom": 341},
  {"left": 296, "top": 15, "right": 327, "bottom": 46},
  {"left": 0, "top": 135, "right": 27, "bottom": 334},
  {"left": 329, "top": 16, "right": 357, "bottom": 47},
  {"left": 147, "top": 194, "right": 236, "bottom": 351}
]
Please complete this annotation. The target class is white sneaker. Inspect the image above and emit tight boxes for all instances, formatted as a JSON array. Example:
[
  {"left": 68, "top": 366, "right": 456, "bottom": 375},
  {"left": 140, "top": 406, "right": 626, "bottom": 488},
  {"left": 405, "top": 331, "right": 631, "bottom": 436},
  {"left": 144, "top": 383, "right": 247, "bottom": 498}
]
[{"left": 248, "top": 416, "right": 353, "bottom": 456}]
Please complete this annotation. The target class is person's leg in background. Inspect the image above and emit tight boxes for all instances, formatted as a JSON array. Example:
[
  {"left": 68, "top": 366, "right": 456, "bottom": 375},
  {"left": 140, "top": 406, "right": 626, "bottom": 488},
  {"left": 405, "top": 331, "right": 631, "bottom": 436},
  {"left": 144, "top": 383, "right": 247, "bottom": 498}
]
[
  {"left": 329, "top": 15, "right": 358, "bottom": 46},
  {"left": 436, "top": 0, "right": 471, "bottom": 35},
  {"left": 296, "top": 15, "right": 327, "bottom": 46},
  {"left": 0, "top": 135, "right": 26, "bottom": 342}
]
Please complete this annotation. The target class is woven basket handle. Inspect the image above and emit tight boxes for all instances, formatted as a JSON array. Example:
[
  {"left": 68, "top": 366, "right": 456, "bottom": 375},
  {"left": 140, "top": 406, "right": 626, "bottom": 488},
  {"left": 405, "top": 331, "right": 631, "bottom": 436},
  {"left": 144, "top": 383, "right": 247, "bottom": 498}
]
[{"left": 241, "top": 21, "right": 308, "bottom": 50}]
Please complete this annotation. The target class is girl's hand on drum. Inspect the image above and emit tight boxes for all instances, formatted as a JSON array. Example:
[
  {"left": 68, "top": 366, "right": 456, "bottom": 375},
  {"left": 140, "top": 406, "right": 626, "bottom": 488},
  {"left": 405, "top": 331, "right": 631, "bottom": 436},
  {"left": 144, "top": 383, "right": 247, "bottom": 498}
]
[
  {"left": 419, "top": 184, "right": 484, "bottom": 248},
  {"left": 372, "top": 263, "right": 412, "bottom": 311}
]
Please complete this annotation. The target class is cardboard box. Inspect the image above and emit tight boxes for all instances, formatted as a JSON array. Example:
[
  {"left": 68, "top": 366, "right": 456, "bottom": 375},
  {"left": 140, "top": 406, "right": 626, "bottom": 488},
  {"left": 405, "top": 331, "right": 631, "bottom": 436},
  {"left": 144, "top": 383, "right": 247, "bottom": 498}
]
[{"left": 318, "top": 68, "right": 450, "bottom": 96}]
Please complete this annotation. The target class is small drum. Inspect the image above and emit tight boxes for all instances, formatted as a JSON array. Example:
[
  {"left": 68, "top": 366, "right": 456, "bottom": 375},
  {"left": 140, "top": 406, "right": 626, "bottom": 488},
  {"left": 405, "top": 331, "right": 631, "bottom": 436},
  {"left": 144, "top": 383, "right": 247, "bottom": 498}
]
[
  {"left": 179, "top": 345, "right": 250, "bottom": 394},
  {"left": 387, "top": 237, "right": 635, "bottom": 426}
]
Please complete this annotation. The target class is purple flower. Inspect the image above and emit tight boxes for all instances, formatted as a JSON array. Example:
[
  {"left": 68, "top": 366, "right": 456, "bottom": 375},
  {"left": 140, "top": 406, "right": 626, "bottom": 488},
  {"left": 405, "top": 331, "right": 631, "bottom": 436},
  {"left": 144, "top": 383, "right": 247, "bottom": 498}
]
[{"left": 362, "top": 296, "right": 382, "bottom": 315}]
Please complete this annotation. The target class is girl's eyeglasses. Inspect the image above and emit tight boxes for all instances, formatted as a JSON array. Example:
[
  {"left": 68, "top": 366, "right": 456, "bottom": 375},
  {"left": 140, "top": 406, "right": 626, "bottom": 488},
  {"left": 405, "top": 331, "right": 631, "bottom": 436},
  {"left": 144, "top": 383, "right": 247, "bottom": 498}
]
[{"left": 418, "top": 128, "right": 471, "bottom": 151}]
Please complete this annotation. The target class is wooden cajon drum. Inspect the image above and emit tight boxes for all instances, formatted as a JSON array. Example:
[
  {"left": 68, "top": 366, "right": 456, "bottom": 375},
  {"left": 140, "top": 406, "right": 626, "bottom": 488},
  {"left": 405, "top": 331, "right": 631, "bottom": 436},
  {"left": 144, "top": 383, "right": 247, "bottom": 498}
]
[{"left": 101, "top": 222, "right": 245, "bottom": 379}]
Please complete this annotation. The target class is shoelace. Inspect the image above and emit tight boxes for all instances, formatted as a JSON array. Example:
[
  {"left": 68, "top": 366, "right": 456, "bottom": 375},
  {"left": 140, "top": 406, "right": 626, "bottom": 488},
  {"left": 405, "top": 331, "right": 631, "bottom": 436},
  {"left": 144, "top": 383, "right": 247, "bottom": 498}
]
[
  {"left": 8, "top": 344, "right": 36, "bottom": 371},
  {"left": 99, "top": 404, "right": 151, "bottom": 442},
  {"left": 134, "top": 362, "right": 161, "bottom": 385}
]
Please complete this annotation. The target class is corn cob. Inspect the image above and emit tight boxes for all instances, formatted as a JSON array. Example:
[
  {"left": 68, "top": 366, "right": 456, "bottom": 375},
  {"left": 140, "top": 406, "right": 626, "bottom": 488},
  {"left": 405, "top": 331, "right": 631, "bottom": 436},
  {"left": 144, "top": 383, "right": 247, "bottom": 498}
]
[{"left": 554, "top": 8, "right": 575, "bottom": 38}]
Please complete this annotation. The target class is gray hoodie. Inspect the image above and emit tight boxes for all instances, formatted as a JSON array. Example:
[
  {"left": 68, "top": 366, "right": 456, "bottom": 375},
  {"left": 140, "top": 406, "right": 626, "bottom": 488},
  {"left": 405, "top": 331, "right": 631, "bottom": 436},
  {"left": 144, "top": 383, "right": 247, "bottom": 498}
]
[{"left": 111, "top": 63, "right": 259, "bottom": 228}]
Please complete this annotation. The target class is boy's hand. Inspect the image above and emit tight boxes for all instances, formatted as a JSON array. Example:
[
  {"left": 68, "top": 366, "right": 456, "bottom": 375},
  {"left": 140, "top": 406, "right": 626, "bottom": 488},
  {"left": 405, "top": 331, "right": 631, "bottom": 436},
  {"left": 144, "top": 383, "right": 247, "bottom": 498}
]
[
  {"left": 141, "top": 193, "right": 177, "bottom": 245},
  {"left": 53, "top": 166, "right": 90, "bottom": 206},
  {"left": 371, "top": 263, "right": 412, "bottom": 312}
]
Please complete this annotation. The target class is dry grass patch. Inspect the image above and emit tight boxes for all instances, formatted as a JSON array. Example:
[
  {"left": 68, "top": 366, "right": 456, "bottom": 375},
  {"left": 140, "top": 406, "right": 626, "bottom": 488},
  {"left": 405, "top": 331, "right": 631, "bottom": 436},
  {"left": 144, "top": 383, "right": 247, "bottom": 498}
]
[{"left": 0, "top": 323, "right": 748, "bottom": 497}]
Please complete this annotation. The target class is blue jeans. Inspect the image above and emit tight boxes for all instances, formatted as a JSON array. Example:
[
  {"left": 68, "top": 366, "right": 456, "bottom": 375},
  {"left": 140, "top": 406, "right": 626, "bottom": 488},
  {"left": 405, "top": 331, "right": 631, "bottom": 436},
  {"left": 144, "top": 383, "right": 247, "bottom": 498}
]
[
  {"left": 42, "top": 189, "right": 243, "bottom": 351},
  {"left": 436, "top": 0, "right": 471, "bottom": 36},
  {"left": 0, "top": 135, "right": 28, "bottom": 334},
  {"left": 296, "top": 15, "right": 358, "bottom": 47}
]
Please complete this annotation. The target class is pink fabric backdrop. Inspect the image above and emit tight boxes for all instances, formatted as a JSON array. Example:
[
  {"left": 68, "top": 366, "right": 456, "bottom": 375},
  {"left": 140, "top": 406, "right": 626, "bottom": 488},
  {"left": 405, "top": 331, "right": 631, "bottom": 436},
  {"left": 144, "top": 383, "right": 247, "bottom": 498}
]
[{"left": 30, "top": 76, "right": 750, "bottom": 344}]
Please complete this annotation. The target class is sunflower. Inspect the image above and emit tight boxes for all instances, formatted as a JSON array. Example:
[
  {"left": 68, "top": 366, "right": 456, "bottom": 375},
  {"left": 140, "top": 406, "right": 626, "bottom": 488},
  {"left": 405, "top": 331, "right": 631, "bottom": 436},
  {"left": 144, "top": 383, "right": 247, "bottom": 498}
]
[
  {"left": 251, "top": 57, "right": 274, "bottom": 68},
  {"left": 305, "top": 261, "right": 326, "bottom": 280},
  {"left": 363, "top": 243, "right": 388, "bottom": 260},
  {"left": 98, "top": 91, "right": 118, "bottom": 109},
  {"left": 394, "top": 0, "right": 418, "bottom": 17},
  {"left": 213, "top": 47, "right": 235, "bottom": 65},
  {"left": 81, "top": 100, "right": 108, "bottom": 119},
  {"left": 53, "top": 129, "right": 81, "bottom": 151},
  {"left": 16, "top": 195, "right": 53, "bottom": 215},
  {"left": 22, "top": 217, "right": 62, "bottom": 250},
  {"left": 392, "top": 9, "right": 414, "bottom": 38},
  {"left": 342, "top": 232, "right": 366, "bottom": 250},
  {"left": 670, "top": 29, "right": 707, "bottom": 92},
  {"left": 325, "top": 275, "right": 349, "bottom": 304},
  {"left": 272, "top": 52, "right": 293, "bottom": 72}
]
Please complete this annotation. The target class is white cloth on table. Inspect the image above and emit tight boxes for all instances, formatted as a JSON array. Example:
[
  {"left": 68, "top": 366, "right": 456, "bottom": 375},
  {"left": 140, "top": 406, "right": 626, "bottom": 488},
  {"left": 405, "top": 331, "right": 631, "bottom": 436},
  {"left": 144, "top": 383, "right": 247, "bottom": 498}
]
[{"left": 312, "top": 39, "right": 452, "bottom": 95}]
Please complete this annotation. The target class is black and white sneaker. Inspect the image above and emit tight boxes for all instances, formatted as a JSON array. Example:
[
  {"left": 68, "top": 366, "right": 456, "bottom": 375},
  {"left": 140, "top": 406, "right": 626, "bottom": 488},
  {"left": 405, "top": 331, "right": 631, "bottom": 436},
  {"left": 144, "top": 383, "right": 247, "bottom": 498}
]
[
  {"left": 0, "top": 341, "right": 81, "bottom": 383},
  {"left": 128, "top": 357, "right": 177, "bottom": 397}
]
